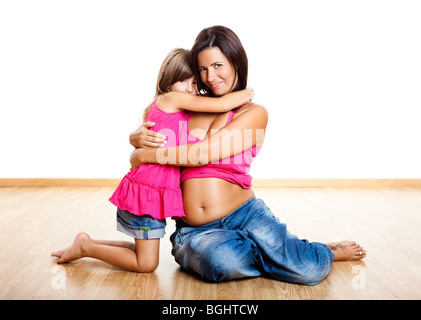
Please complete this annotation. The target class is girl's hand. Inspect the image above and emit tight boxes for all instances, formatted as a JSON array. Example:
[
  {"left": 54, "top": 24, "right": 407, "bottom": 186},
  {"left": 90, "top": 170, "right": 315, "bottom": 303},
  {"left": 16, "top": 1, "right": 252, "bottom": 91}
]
[
  {"left": 129, "top": 121, "right": 166, "bottom": 148},
  {"left": 130, "top": 148, "right": 142, "bottom": 170}
]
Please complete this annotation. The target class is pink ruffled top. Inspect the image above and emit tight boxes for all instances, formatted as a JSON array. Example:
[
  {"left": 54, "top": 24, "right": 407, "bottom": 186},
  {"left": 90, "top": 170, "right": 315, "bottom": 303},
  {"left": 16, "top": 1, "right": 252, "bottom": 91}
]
[{"left": 109, "top": 100, "right": 190, "bottom": 219}]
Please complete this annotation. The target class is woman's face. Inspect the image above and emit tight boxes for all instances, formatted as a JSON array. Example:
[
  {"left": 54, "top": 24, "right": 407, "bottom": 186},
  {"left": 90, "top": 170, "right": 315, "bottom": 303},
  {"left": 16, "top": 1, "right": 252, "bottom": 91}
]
[
  {"left": 169, "top": 76, "right": 198, "bottom": 95},
  {"left": 197, "top": 47, "right": 237, "bottom": 96}
]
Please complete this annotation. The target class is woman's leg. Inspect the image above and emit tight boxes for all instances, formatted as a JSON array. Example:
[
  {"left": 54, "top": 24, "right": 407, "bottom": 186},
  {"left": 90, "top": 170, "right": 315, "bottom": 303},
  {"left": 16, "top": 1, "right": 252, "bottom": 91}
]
[
  {"left": 326, "top": 241, "right": 367, "bottom": 261},
  {"left": 239, "top": 199, "right": 333, "bottom": 285},
  {"left": 245, "top": 199, "right": 366, "bottom": 284},
  {"left": 173, "top": 197, "right": 366, "bottom": 285},
  {"left": 51, "top": 232, "right": 160, "bottom": 272},
  {"left": 171, "top": 228, "right": 261, "bottom": 282}
]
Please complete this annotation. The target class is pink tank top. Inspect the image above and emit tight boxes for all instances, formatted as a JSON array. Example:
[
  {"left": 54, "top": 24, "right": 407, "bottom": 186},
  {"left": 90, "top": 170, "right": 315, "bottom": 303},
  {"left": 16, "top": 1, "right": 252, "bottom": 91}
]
[{"left": 180, "top": 109, "right": 261, "bottom": 189}]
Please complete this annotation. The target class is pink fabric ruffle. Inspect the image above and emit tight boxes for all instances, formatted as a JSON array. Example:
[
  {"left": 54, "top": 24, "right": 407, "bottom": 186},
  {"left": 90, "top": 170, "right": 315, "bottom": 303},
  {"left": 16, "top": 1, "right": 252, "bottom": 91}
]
[{"left": 109, "top": 173, "right": 185, "bottom": 220}]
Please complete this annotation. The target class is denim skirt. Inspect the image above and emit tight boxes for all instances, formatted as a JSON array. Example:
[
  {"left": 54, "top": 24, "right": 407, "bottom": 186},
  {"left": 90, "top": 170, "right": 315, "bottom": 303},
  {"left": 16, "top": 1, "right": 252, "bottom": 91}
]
[{"left": 116, "top": 207, "right": 166, "bottom": 239}]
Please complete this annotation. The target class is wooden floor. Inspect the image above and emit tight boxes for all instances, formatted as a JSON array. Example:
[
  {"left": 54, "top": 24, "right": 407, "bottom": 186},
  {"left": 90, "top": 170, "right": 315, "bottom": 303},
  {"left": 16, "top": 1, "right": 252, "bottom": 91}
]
[{"left": 1, "top": 186, "right": 420, "bottom": 300}]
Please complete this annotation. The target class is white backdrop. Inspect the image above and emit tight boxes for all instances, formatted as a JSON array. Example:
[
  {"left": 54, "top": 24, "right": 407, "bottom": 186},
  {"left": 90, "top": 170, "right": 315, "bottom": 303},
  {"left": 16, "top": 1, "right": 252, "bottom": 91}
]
[{"left": 1, "top": 0, "right": 420, "bottom": 179}]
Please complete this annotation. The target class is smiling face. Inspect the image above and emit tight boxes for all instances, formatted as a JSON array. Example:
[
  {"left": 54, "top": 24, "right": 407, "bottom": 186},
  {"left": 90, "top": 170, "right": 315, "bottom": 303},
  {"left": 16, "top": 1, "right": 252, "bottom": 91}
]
[{"left": 197, "top": 47, "right": 238, "bottom": 97}]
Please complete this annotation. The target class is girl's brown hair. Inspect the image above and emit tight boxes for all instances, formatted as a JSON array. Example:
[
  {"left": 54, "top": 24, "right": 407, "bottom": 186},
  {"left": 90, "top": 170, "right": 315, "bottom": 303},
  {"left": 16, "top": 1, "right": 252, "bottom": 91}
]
[
  {"left": 190, "top": 25, "right": 248, "bottom": 97},
  {"left": 142, "top": 48, "right": 194, "bottom": 122}
]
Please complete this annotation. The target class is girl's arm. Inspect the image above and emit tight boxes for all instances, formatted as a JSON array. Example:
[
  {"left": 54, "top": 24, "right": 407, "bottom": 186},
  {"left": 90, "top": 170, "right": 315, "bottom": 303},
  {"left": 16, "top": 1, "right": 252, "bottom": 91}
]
[
  {"left": 159, "top": 88, "right": 254, "bottom": 113},
  {"left": 129, "top": 88, "right": 254, "bottom": 149},
  {"left": 130, "top": 103, "right": 268, "bottom": 169}
]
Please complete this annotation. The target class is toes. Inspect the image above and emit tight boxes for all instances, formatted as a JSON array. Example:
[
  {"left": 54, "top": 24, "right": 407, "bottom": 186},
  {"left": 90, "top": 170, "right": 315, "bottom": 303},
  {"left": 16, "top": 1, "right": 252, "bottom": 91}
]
[
  {"left": 51, "top": 250, "right": 64, "bottom": 257},
  {"left": 350, "top": 242, "right": 359, "bottom": 249},
  {"left": 355, "top": 248, "right": 367, "bottom": 259}
]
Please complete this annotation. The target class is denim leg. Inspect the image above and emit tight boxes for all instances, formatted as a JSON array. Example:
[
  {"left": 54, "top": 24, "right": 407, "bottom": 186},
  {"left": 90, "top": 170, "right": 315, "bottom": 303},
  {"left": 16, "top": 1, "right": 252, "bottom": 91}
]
[
  {"left": 171, "top": 226, "right": 261, "bottom": 282},
  {"left": 170, "top": 197, "right": 334, "bottom": 285},
  {"left": 244, "top": 199, "right": 334, "bottom": 285}
]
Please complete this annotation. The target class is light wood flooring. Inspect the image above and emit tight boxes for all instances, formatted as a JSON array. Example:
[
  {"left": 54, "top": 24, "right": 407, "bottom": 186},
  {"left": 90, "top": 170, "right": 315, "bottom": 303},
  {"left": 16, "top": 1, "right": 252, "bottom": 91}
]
[{"left": 1, "top": 186, "right": 420, "bottom": 300}]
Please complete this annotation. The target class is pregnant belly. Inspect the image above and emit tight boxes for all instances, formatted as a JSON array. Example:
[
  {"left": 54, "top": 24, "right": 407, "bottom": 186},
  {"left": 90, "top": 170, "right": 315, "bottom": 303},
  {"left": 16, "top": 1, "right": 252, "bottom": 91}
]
[{"left": 180, "top": 177, "right": 254, "bottom": 226}]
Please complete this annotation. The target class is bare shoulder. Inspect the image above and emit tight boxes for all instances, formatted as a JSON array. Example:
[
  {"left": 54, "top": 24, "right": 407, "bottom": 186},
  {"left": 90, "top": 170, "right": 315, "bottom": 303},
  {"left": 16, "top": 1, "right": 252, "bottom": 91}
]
[
  {"left": 156, "top": 92, "right": 183, "bottom": 113},
  {"left": 234, "top": 102, "right": 268, "bottom": 122}
]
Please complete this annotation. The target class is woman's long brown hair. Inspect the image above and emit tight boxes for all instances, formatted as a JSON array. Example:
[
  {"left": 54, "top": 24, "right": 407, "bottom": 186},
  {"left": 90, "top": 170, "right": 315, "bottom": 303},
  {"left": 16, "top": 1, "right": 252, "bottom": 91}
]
[{"left": 190, "top": 25, "right": 248, "bottom": 97}]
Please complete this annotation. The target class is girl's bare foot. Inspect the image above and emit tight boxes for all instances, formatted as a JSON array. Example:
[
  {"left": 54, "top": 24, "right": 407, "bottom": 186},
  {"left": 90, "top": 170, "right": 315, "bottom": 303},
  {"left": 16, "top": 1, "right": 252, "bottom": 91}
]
[
  {"left": 326, "top": 241, "right": 366, "bottom": 261},
  {"left": 51, "top": 232, "right": 91, "bottom": 264}
]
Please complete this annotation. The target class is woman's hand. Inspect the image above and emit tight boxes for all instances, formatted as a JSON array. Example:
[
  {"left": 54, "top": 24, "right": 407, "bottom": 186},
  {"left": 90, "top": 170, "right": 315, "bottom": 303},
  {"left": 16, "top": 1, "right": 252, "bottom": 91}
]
[
  {"left": 130, "top": 148, "right": 142, "bottom": 170},
  {"left": 129, "top": 121, "right": 166, "bottom": 148}
]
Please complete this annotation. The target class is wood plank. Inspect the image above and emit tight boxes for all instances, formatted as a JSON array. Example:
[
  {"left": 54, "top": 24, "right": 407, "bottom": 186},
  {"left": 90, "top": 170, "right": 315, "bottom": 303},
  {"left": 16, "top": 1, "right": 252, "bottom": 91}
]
[
  {"left": 0, "top": 178, "right": 120, "bottom": 188},
  {"left": 1, "top": 178, "right": 420, "bottom": 188},
  {"left": 0, "top": 187, "right": 420, "bottom": 299},
  {"left": 251, "top": 178, "right": 421, "bottom": 188}
]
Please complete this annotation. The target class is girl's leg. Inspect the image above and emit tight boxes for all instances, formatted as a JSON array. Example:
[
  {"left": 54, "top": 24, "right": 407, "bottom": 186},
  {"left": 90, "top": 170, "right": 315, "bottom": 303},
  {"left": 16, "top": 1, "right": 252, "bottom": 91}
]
[
  {"left": 51, "top": 232, "right": 160, "bottom": 272},
  {"left": 51, "top": 232, "right": 135, "bottom": 263},
  {"left": 51, "top": 233, "right": 136, "bottom": 260},
  {"left": 91, "top": 238, "right": 136, "bottom": 250}
]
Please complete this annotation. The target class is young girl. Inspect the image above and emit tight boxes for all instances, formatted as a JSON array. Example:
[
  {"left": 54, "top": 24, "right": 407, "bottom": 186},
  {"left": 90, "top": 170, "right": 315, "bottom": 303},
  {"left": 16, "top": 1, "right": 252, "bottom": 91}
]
[{"left": 51, "top": 48, "right": 254, "bottom": 272}]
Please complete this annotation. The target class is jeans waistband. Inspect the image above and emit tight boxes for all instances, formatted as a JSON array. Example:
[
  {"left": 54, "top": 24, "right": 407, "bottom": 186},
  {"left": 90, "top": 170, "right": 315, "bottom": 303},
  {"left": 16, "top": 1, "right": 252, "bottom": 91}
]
[{"left": 176, "top": 196, "right": 256, "bottom": 229}]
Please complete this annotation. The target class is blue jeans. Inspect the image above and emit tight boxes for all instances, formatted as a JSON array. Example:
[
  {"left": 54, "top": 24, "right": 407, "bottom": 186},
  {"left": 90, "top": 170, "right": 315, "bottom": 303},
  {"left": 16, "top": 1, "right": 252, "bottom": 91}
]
[{"left": 170, "top": 197, "right": 334, "bottom": 285}]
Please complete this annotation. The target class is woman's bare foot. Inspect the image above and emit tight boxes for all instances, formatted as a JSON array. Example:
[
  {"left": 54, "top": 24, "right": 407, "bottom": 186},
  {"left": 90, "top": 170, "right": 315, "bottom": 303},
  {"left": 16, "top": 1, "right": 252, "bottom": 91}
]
[
  {"left": 51, "top": 232, "right": 91, "bottom": 264},
  {"left": 326, "top": 241, "right": 366, "bottom": 261}
]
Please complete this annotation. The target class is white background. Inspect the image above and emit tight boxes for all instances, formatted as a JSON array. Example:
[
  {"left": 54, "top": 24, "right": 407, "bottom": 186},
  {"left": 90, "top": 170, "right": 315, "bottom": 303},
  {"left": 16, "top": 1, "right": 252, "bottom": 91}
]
[{"left": 1, "top": 0, "right": 420, "bottom": 179}]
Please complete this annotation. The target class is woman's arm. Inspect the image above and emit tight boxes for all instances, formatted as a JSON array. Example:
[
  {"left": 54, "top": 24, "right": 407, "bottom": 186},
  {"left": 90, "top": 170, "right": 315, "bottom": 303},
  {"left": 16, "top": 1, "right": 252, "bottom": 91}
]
[
  {"left": 159, "top": 88, "right": 254, "bottom": 113},
  {"left": 129, "top": 89, "right": 254, "bottom": 148},
  {"left": 129, "top": 121, "right": 166, "bottom": 148},
  {"left": 130, "top": 103, "right": 268, "bottom": 169}
]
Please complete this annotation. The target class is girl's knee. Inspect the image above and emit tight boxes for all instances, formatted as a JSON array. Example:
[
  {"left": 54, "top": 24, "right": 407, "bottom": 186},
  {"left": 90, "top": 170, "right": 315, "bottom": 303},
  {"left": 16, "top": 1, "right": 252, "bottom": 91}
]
[
  {"left": 134, "top": 258, "right": 159, "bottom": 273},
  {"left": 134, "top": 238, "right": 160, "bottom": 272},
  {"left": 141, "top": 261, "right": 159, "bottom": 273}
]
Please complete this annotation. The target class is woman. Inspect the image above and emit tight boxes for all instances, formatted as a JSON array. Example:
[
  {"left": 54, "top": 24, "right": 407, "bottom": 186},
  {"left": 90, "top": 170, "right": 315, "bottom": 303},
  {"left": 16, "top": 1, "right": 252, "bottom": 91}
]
[{"left": 130, "top": 26, "right": 366, "bottom": 285}]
